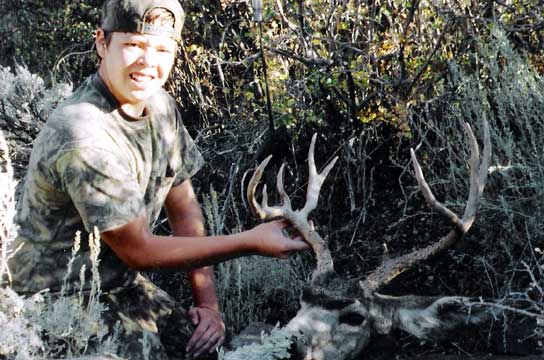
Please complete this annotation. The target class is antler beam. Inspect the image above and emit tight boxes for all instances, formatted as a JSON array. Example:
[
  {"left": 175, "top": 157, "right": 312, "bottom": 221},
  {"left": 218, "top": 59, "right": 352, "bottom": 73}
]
[
  {"left": 247, "top": 134, "right": 338, "bottom": 284},
  {"left": 360, "top": 120, "right": 491, "bottom": 294}
]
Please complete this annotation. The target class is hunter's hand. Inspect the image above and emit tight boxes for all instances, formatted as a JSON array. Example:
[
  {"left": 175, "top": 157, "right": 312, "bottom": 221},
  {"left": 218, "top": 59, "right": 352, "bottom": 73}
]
[
  {"left": 186, "top": 307, "right": 225, "bottom": 358},
  {"left": 251, "top": 219, "right": 311, "bottom": 258}
]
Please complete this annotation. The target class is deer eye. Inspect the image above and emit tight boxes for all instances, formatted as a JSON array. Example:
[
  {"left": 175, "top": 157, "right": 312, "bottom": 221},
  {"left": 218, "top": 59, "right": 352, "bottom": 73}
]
[
  {"left": 322, "top": 298, "right": 355, "bottom": 310},
  {"left": 338, "top": 311, "right": 366, "bottom": 326}
]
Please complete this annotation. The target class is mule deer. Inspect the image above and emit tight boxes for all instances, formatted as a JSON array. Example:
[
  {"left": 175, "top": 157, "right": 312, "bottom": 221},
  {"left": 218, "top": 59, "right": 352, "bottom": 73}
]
[{"left": 247, "top": 122, "right": 494, "bottom": 359}]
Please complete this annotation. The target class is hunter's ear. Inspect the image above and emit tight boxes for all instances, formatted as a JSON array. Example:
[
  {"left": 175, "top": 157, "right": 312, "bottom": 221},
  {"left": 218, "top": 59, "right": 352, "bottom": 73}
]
[{"left": 95, "top": 28, "right": 107, "bottom": 58}]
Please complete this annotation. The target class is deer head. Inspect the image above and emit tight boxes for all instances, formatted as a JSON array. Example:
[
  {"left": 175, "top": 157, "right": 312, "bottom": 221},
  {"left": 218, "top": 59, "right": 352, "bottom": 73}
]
[{"left": 247, "top": 122, "right": 492, "bottom": 360}]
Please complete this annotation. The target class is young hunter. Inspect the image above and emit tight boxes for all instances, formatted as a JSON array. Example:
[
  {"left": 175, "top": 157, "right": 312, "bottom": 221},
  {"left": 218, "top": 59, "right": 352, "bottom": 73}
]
[{"left": 8, "top": 0, "right": 310, "bottom": 358}]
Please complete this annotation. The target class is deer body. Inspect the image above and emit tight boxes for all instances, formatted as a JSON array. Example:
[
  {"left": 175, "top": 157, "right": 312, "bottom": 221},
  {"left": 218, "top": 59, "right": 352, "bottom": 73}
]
[{"left": 248, "top": 126, "right": 493, "bottom": 359}]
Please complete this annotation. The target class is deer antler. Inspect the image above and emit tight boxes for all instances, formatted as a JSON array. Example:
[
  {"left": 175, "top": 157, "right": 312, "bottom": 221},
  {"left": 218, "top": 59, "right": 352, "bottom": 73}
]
[
  {"left": 247, "top": 133, "right": 338, "bottom": 284},
  {"left": 360, "top": 120, "right": 491, "bottom": 294}
]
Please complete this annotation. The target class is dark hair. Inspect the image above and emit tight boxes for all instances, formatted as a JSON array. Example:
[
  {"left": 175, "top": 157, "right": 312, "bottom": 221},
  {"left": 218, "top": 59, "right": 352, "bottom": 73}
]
[
  {"left": 143, "top": 7, "right": 176, "bottom": 28},
  {"left": 103, "top": 31, "right": 113, "bottom": 46}
]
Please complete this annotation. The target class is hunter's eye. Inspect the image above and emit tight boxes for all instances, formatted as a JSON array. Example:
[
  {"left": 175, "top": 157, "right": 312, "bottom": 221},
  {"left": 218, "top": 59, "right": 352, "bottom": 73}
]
[{"left": 338, "top": 311, "right": 366, "bottom": 326}]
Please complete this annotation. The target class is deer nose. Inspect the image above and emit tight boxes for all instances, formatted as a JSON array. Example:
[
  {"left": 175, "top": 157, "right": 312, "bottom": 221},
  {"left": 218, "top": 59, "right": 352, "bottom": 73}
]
[{"left": 288, "top": 334, "right": 306, "bottom": 360}]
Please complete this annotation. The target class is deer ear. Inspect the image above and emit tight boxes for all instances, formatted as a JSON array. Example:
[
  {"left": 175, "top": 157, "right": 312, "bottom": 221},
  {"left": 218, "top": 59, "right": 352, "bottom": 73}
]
[{"left": 394, "top": 296, "right": 490, "bottom": 339}]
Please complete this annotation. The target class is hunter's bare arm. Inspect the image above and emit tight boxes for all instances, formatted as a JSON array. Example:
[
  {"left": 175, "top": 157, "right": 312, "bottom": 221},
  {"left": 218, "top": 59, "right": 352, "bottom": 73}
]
[{"left": 100, "top": 194, "right": 310, "bottom": 270}]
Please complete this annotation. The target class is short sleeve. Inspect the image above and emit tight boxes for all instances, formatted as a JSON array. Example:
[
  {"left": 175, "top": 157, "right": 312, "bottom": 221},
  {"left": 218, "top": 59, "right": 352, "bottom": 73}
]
[
  {"left": 56, "top": 148, "right": 145, "bottom": 232},
  {"left": 172, "top": 125, "right": 204, "bottom": 186}
]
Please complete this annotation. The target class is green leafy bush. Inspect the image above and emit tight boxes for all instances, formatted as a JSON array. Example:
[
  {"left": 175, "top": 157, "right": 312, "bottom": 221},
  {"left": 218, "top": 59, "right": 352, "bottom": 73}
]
[{"left": 0, "top": 65, "right": 72, "bottom": 179}]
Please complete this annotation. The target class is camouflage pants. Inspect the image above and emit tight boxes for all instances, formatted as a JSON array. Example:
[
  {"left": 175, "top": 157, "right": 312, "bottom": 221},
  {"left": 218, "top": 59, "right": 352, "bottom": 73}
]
[{"left": 99, "top": 273, "right": 216, "bottom": 360}]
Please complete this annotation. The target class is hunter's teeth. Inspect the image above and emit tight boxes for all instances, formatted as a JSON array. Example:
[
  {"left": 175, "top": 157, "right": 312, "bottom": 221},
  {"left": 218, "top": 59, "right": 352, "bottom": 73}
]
[{"left": 131, "top": 74, "right": 151, "bottom": 81}]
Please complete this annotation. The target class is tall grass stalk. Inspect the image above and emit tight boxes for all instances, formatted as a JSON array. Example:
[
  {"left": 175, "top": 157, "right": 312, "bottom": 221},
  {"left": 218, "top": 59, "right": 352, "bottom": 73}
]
[{"left": 0, "top": 128, "right": 18, "bottom": 285}]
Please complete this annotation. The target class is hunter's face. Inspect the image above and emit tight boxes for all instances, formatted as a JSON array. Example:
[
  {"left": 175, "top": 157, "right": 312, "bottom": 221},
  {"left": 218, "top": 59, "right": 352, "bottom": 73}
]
[{"left": 96, "top": 30, "right": 176, "bottom": 111}]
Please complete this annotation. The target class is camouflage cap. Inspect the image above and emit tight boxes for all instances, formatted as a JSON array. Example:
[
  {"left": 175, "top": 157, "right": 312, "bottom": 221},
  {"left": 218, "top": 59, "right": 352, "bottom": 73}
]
[{"left": 101, "top": 0, "right": 184, "bottom": 42}]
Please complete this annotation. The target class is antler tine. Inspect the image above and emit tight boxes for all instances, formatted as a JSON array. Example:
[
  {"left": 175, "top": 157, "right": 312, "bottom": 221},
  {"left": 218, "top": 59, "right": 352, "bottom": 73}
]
[
  {"left": 359, "top": 120, "right": 491, "bottom": 295},
  {"left": 258, "top": 184, "right": 290, "bottom": 219},
  {"left": 461, "top": 119, "right": 491, "bottom": 231},
  {"left": 411, "top": 148, "right": 462, "bottom": 227},
  {"left": 479, "top": 118, "right": 492, "bottom": 193},
  {"left": 247, "top": 155, "right": 296, "bottom": 221},
  {"left": 459, "top": 122, "right": 481, "bottom": 232},
  {"left": 247, "top": 155, "right": 273, "bottom": 220},
  {"left": 277, "top": 163, "right": 293, "bottom": 210},
  {"left": 301, "top": 133, "right": 339, "bottom": 219}
]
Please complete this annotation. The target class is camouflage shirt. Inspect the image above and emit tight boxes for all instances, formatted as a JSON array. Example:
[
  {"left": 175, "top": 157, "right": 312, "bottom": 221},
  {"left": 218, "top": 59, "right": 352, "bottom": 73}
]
[{"left": 9, "top": 74, "right": 204, "bottom": 294}]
